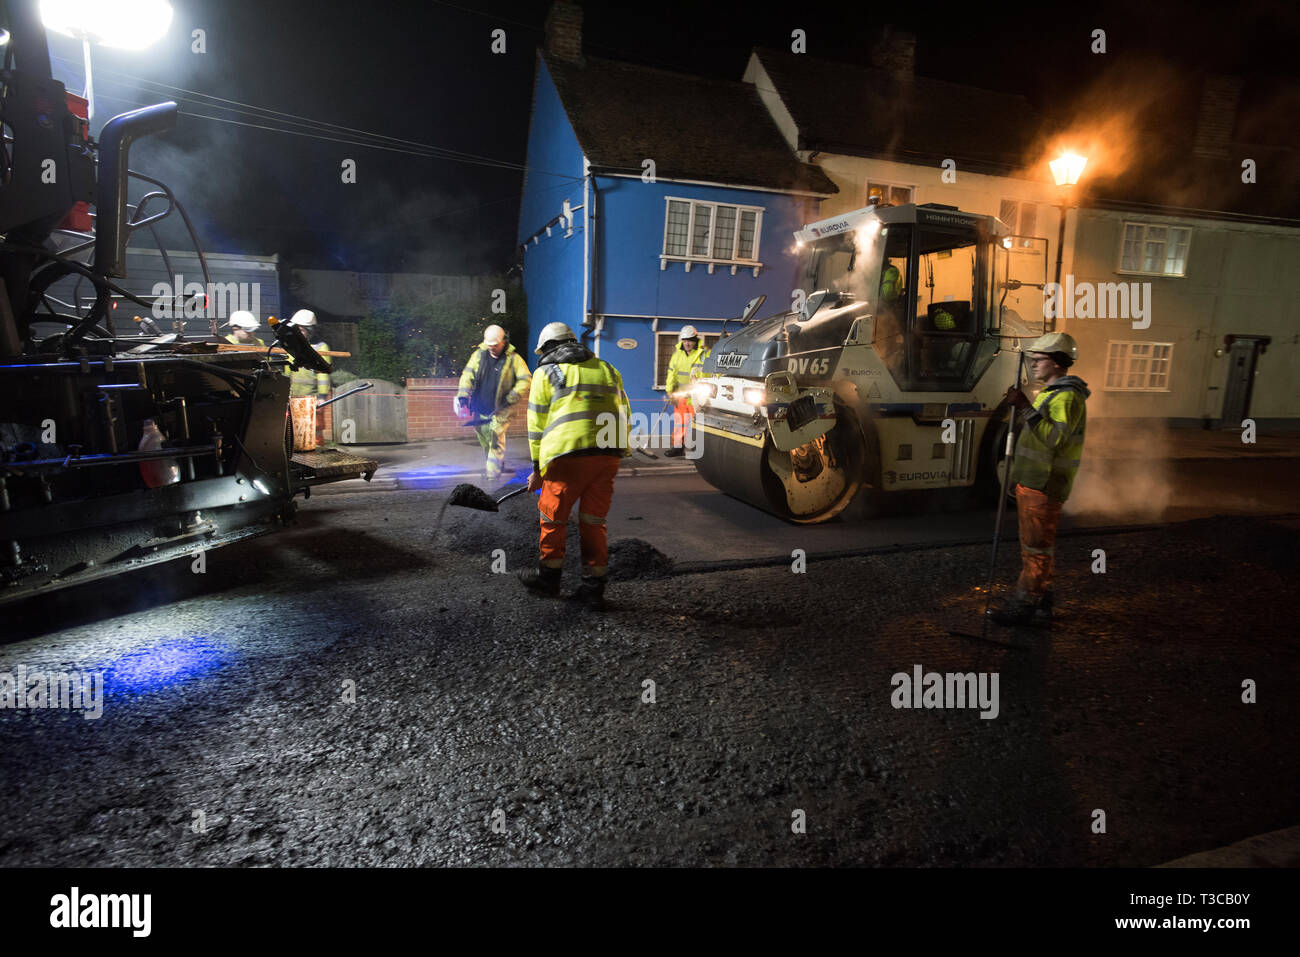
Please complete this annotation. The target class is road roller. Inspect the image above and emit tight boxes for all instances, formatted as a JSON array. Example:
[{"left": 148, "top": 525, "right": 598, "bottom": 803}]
[{"left": 691, "top": 202, "right": 1047, "bottom": 523}]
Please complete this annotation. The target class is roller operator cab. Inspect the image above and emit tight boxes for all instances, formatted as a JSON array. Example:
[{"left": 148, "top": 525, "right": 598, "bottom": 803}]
[{"left": 693, "top": 202, "right": 1046, "bottom": 523}]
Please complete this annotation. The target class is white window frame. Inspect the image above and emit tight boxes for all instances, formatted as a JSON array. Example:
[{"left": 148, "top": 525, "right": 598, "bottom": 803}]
[
  {"left": 866, "top": 180, "right": 915, "bottom": 207},
  {"left": 660, "top": 197, "right": 765, "bottom": 276},
  {"left": 654, "top": 329, "right": 722, "bottom": 390},
  {"left": 1116, "top": 222, "right": 1192, "bottom": 278},
  {"left": 999, "top": 198, "right": 1041, "bottom": 249},
  {"left": 1104, "top": 340, "right": 1175, "bottom": 392}
]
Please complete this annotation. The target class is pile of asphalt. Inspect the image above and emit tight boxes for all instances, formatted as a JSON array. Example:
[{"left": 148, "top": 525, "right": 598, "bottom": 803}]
[
  {"left": 433, "top": 484, "right": 673, "bottom": 580},
  {"left": 446, "top": 483, "right": 500, "bottom": 511}
]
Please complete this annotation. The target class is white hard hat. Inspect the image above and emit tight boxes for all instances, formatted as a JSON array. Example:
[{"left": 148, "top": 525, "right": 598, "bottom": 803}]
[
  {"left": 483, "top": 324, "right": 506, "bottom": 346},
  {"left": 1026, "top": 332, "right": 1078, "bottom": 363},
  {"left": 534, "top": 321, "right": 577, "bottom": 355},
  {"left": 228, "top": 310, "right": 258, "bottom": 330},
  {"left": 678, "top": 325, "right": 699, "bottom": 340},
  {"left": 290, "top": 309, "right": 317, "bottom": 326}
]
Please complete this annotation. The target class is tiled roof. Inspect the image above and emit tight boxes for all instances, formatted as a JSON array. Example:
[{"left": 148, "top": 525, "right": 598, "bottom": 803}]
[
  {"left": 751, "top": 47, "right": 1039, "bottom": 173},
  {"left": 543, "top": 52, "right": 837, "bottom": 195}
]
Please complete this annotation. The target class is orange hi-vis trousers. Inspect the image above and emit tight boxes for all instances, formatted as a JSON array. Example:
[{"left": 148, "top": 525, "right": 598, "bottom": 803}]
[
  {"left": 1014, "top": 483, "right": 1064, "bottom": 599},
  {"left": 671, "top": 397, "right": 694, "bottom": 447},
  {"left": 537, "top": 453, "right": 621, "bottom": 576}
]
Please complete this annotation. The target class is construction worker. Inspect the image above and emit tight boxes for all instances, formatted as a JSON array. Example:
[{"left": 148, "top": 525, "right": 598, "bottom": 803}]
[
  {"left": 455, "top": 324, "right": 532, "bottom": 481},
  {"left": 874, "top": 262, "right": 906, "bottom": 373},
  {"left": 224, "top": 310, "right": 264, "bottom": 346},
  {"left": 288, "top": 309, "right": 331, "bottom": 446},
  {"left": 989, "top": 332, "right": 1090, "bottom": 625},
  {"left": 663, "top": 325, "right": 705, "bottom": 456},
  {"left": 689, "top": 337, "right": 712, "bottom": 386},
  {"left": 519, "top": 321, "right": 631, "bottom": 610}
]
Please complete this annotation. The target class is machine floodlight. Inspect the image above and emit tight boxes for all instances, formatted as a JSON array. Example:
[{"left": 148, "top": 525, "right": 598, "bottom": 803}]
[{"left": 40, "top": 0, "right": 173, "bottom": 49}]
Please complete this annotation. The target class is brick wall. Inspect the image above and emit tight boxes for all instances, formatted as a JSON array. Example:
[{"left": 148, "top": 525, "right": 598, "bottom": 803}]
[
  {"left": 404, "top": 376, "right": 532, "bottom": 439},
  {"left": 406, "top": 377, "right": 463, "bottom": 439}
]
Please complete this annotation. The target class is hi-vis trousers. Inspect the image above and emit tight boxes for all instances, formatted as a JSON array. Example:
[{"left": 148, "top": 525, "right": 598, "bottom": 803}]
[
  {"left": 1014, "top": 484, "right": 1064, "bottom": 598},
  {"left": 671, "top": 398, "right": 694, "bottom": 447},
  {"left": 473, "top": 414, "right": 509, "bottom": 478},
  {"left": 538, "top": 453, "right": 621, "bottom": 576}
]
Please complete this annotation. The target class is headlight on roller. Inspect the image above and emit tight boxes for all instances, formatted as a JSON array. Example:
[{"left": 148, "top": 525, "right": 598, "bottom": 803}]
[
  {"left": 742, "top": 387, "right": 766, "bottom": 406},
  {"left": 691, "top": 382, "right": 716, "bottom": 405}
]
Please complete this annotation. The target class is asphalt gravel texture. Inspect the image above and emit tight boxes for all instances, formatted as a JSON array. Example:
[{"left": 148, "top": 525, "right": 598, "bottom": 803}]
[{"left": 1, "top": 485, "right": 1296, "bottom": 867}]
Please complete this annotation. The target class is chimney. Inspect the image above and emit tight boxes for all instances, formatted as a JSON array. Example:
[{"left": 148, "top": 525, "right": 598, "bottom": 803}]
[
  {"left": 545, "top": 1, "right": 584, "bottom": 64},
  {"left": 871, "top": 27, "right": 916, "bottom": 81},
  {"left": 1193, "top": 75, "right": 1243, "bottom": 159}
]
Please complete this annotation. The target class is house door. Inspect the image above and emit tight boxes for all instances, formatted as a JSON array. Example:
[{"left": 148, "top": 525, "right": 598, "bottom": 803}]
[{"left": 1218, "top": 335, "right": 1270, "bottom": 427}]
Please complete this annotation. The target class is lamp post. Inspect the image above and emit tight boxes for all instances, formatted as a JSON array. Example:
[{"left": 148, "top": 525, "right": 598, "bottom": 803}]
[
  {"left": 1048, "top": 151, "right": 1087, "bottom": 332},
  {"left": 38, "top": 0, "right": 174, "bottom": 120}
]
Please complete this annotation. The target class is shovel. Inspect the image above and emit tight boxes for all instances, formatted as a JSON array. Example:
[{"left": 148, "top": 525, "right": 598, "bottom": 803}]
[
  {"left": 447, "top": 483, "right": 530, "bottom": 512},
  {"left": 949, "top": 351, "right": 1027, "bottom": 646}
]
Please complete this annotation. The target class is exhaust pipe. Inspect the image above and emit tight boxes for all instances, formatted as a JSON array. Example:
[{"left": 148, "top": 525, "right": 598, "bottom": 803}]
[{"left": 94, "top": 103, "right": 179, "bottom": 278}]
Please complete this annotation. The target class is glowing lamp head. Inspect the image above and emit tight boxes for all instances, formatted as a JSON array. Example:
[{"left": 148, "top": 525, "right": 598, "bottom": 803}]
[
  {"left": 40, "top": 0, "right": 174, "bottom": 50},
  {"left": 1049, "top": 152, "right": 1088, "bottom": 187}
]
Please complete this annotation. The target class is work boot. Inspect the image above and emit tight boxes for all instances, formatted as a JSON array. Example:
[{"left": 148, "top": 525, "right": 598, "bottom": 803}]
[
  {"left": 568, "top": 574, "right": 607, "bottom": 611},
  {"left": 518, "top": 565, "right": 562, "bottom": 597},
  {"left": 662, "top": 447, "right": 685, "bottom": 457},
  {"left": 1033, "top": 591, "right": 1055, "bottom": 623},
  {"left": 987, "top": 595, "right": 1037, "bottom": 626}
]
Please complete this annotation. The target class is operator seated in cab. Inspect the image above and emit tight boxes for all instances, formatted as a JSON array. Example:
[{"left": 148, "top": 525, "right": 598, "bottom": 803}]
[{"left": 872, "top": 261, "right": 907, "bottom": 375}]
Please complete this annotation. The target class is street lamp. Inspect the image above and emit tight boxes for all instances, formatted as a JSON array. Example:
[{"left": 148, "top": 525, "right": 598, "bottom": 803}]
[
  {"left": 39, "top": 0, "right": 174, "bottom": 120},
  {"left": 1049, "top": 151, "right": 1087, "bottom": 331}
]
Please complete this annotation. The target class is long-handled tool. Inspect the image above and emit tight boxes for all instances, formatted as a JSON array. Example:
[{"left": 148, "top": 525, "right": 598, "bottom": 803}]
[
  {"left": 447, "top": 483, "right": 529, "bottom": 512},
  {"left": 950, "top": 351, "right": 1026, "bottom": 644},
  {"left": 316, "top": 381, "right": 373, "bottom": 409}
]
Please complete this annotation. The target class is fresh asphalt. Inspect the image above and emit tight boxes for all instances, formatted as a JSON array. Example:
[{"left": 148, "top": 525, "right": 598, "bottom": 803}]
[{"left": 0, "top": 439, "right": 1295, "bottom": 866}]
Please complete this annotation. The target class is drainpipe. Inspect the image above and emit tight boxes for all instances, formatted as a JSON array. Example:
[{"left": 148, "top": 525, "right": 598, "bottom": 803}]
[
  {"left": 582, "top": 156, "right": 590, "bottom": 345},
  {"left": 587, "top": 165, "right": 601, "bottom": 358}
]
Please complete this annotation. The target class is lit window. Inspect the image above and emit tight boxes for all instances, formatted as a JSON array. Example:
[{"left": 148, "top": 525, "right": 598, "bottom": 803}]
[
  {"left": 1119, "top": 223, "right": 1191, "bottom": 277},
  {"left": 1000, "top": 199, "right": 1039, "bottom": 247},
  {"left": 868, "top": 182, "right": 913, "bottom": 206},
  {"left": 1105, "top": 340, "right": 1174, "bottom": 391}
]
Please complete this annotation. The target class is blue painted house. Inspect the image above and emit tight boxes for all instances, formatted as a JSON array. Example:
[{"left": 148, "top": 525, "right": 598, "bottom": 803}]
[{"left": 518, "top": 3, "right": 836, "bottom": 427}]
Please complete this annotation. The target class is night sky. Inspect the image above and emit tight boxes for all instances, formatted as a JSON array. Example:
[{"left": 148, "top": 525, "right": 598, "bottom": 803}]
[{"left": 41, "top": 0, "right": 1298, "bottom": 275}]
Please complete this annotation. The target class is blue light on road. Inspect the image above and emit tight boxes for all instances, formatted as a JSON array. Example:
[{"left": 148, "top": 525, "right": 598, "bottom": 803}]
[{"left": 106, "top": 636, "right": 232, "bottom": 694}]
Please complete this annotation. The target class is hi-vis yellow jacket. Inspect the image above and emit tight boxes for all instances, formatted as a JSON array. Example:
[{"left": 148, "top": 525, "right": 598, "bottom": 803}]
[
  {"left": 665, "top": 342, "right": 706, "bottom": 396},
  {"left": 528, "top": 345, "right": 631, "bottom": 476},
  {"left": 290, "top": 340, "right": 331, "bottom": 397},
  {"left": 1009, "top": 375, "right": 1090, "bottom": 502},
  {"left": 689, "top": 345, "right": 711, "bottom": 382},
  {"left": 456, "top": 342, "right": 532, "bottom": 420}
]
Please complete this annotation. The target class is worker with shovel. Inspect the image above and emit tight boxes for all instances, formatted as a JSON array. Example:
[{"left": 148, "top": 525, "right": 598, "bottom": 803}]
[
  {"left": 988, "top": 332, "right": 1090, "bottom": 626},
  {"left": 455, "top": 324, "right": 532, "bottom": 482},
  {"left": 517, "top": 322, "right": 631, "bottom": 610}
]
